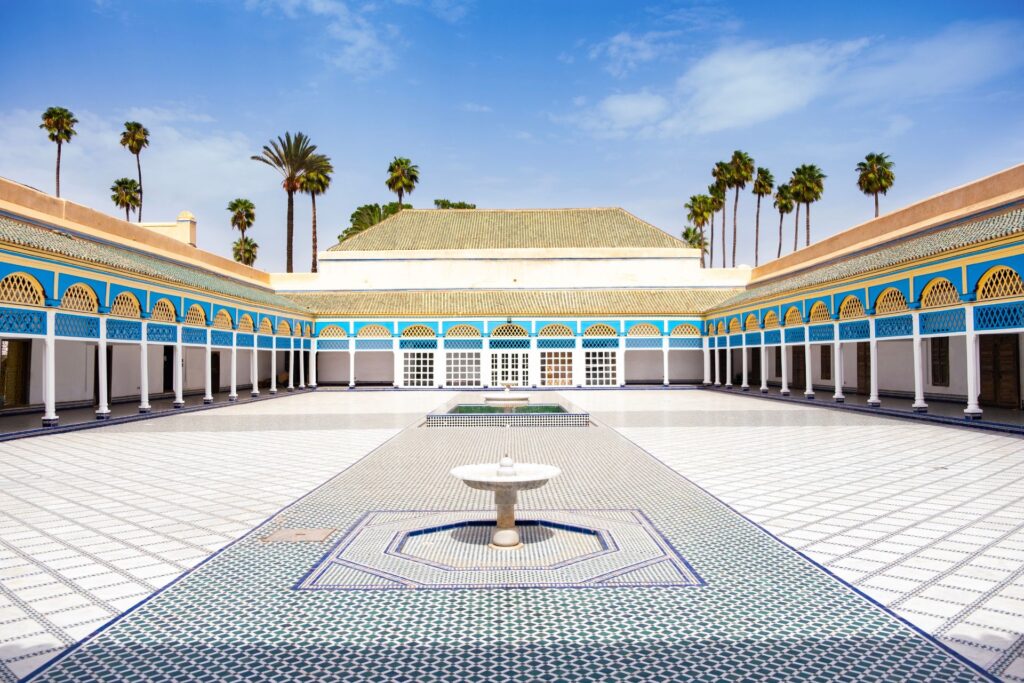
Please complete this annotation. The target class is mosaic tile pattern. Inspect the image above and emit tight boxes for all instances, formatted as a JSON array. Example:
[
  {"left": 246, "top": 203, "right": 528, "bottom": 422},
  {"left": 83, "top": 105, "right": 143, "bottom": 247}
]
[
  {"left": 571, "top": 389, "right": 1024, "bottom": 681},
  {"left": 30, "top": 410, "right": 984, "bottom": 682},
  {"left": 0, "top": 391, "right": 445, "bottom": 682}
]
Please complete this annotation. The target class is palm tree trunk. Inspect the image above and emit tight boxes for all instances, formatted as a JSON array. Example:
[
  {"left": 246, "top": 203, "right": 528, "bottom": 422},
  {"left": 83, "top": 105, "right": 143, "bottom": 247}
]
[
  {"left": 709, "top": 216, "right": 714, "bottom": 267},
  {"left": 311, "top": 194, "right": 318, "bottom": 273},
  {"left": 777, "top": 212, "right": 783, "bottom": 259},
  {"left": 699, "top": 225, "right": 706, "bottom": 268},
  {"left": 874, "top": 192, "right": 879, "bottom": 218},
  {"left": 720, "top": 208, "right": 726, "bottom": 268},
  {"left": 125, "top": 206, "right": 130, "bottom": 221},
  {"left": 397, "top": 189, "right": 404, "bottom": 208},
  {"left": 136, "top": 153, "right": 143, "bottom": 222},
  {"left": 754, "top": 195, "right": 761, "bottom": 267},
  {"left": 286, "top": 190, "right": 295, "bottom": 273},
  {"left": 732, "top": 188, "right": 739, "bottom": 267},
  {"left": 805, "top": 203, "right": 811, "bottom": 247},
  {"left": 793, "top": 204, "right": 800, "bottom": 252},
  {"left": 55, "top": 141, "right": 62, "bottom": 198}
]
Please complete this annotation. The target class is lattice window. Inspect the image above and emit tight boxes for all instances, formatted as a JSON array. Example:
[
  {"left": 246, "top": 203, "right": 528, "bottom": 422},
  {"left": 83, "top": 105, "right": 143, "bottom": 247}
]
[
  {"left": 627, "top": 322, "right": 660, "bottom": 337},
  {"left": 784, "top": 307, "right": 803, "bottom": 326},
  {"left": 403, "top": 352, "right": 434, "bottom": 387},
  {"left": 491, "top": 351, "right": 528, "bottom": 386},
  {"left": 213, "top": 309, "right": 233, "bottom": 330},
  {"left": 762, "top": 312, "right": 780, "bottom": 330},
  {"left": 541, "top": 351, "right": 573, "bottom": 386},
  {"left": 584, "top": 350, "right": 617, "bottom": 386},
  {"left": 838, "top": 296, "right": 865, "bottom": 320},
  {"left": 538, "top": 323, "right": 574, "bottom": 337},
  {"left": 491, "top": 323, "right": 528, "bottom": 337},
  {"left": 808, "top": 301, "right": 831, "bottom": 323},
  {"left": 727, "top": 319, "right": 741, "bottom": 333},
  {"left": 0, "top": 273, "right": 45, "bottom": 307},
  {"left": 447, "top": 324, "right": 481, "bottom": 338},
  {"left": 744, "top": 314, "right": 759, "bottom": 330},
  {"left": 150, "top": 299, "right": 176, "bottom": 322},
  {"left": 402, "top": 324, "right": 436, "bottom": 338},
  {"left": 670, "top": 323, "right": 700, "bottom": 337},
  {"left": 357, "top": 324, "right": 391, "bottom": 338},
  {"left": 977, "top": 266, "right": 1024, "bottom": 301},
  {"left": 584, "top": 323, "right": 617, "bottom": 337},
  {"left": 319, "top": 325, "right": 346, "bottom": 338},
  {"left": 237, "top": 314, "right": 254, "bottom": 333},
  {"left": 277, "top": 320, "right": 292, "bottom": 336},
  {"left": 919, "top": 278, "right": 960, "bottom": 308},
  {"left": 874, "top": 288, "right": 908, "bottom": 315},
  {"left": 60, "top": 283, "right": 97, "bottom": 313},
  {"left": 185, "top": 304, "right": 207, "bottom": 327},
  {"left": 258, "top": 318, "right": 273, "bottom": 334},
  {"left": 716, "top": 322, "right": 725, "bottom": 335},
  {"left": 445, "top": 351, "right": 480, "bottom": 387},
  {"left": 110, "top": 292, "right": 141, "bottom": 319}
]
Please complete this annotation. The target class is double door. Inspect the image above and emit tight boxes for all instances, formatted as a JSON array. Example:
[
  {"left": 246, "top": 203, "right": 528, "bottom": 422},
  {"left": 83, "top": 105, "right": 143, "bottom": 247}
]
[{"left": 491, "top": 351, "right": 529, "bottom": 387}]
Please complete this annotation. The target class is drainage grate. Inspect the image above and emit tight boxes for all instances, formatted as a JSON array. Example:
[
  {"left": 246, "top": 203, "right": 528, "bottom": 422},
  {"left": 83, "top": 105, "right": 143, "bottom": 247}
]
[{"left": 262, "top": 528, "right": 335, "bottom": 543}]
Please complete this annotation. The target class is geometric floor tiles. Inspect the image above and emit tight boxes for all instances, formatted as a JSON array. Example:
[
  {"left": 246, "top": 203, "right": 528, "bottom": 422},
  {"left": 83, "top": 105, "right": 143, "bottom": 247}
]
[
  {"left": 569, "top": 388, "right": 1024, "bottom": 682},
  {"left": 28, "top": 407, "right": 989, "bottom": 681},
  {"left": 0, "top": 390, "right": 444, "bottom": 682}
]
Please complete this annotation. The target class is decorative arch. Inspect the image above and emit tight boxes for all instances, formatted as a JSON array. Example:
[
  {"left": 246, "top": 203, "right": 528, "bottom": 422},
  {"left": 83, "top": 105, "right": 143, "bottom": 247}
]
[
  {"left": 874, "top": 288, "right": 908, "bottom": 315},
  {"left": 110, "top": 292, "right": 142, "bottom": 319},
  {"left": 185, "top": 304, "right": 207, "bottom": 327},
  {"left": 670, "top": 323, "right": 701, "bottom": 337},
  {"left": 213, "top": 309, "right": 233, "bottom": 330},
  {"left": 150, "top": 298, "right": 177, "bottom": 323},
  {"left": 447, "top": 324, "right": 481, "bottom": 338},
  {"left": 808, "top": 301, "right": 831, "bottom": 323},
  {"left": 838, "top": 296, "right": 865, "bottom": 320},
  {"left": 584, "top": 323, "right": 617, "bottom": 337},
  {"left": 716, "top": 321, "right": 725, "bottom": 335},
  {"left": 402, "top": 324, "right": 436, "bottom": 338},
  {"left": 627, "top": 323, "right": 660, "bottom": 337},
  {"left": 258, "top": 318, "right": 273, "bottom": 334},
  {"left": 537, "top": 323, "right": 573, "bottom": 337},
  {"left": 744, "top": 314, "right": 759, "bottom": 330},
  {"left": 492, "top": 323, "right": 529, "bottom": 337},
  {"left": 237, "top": 314, "right": 255, "bottom": 333},
  {"left": 304, "top": 324, "right": 312, "bottom": 337},
  {"left": 705, "top": 323, "right": 714, "bottom": 335},
  {"left": 319, "top": 324, "right": 347, "bottom": 338},
  {"left": 920, "top": 278, "right": 961, "bottom": 309},
  {"left": 728, "top": 318, "right": 742, "bottom": 333},
  {"left": 976, "top": 265, "right": 1024, "bottom": 301},
  {"left": 0, "top": 273, "right": 45, "bottom": 307},
  {"left": 277, "top": 320, "right": 292, "bottom": 336},
  {"left": 784, "top": 307, "right": 803, "bottom": 326},
  {"left": 357, "top": 324, "right": 391, "bottom": 338},
  {"left": 59, "top": 283, "right": 98, "bottom": 313},
  {"left": 762, "top": 311, "right": 779, "bottom": 329}
]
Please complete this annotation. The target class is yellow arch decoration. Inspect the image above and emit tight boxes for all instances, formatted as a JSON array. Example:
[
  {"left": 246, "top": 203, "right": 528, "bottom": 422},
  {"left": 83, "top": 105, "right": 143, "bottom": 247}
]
[
  {"left": 874, "top": 288, "right": 908, "bottom": 315},
  {"left": 584, "top": 323, "right": 617, "bottom": 337},
  {"left": 670, "top": 323, "right": 700, "bottom": 337},
  {"left": 744, "top": 314, "right": 759, "bottom": 330},
  {"left": 185, "top": 304, "right": 207, "bottom": 327},
  {"left": 258, "top": 318, "right": 273, "bottom": 334},
  {"left": 60, "top": 283, "right": 98, "bottom": 313},
  {"left": 213, "top": 309, "right": 233, "bottom": 330},
  {"left": 808, "top": 301, "right": 831, "bottom": 323},
  {"left": 627, "top": 323, "right": 660, "bottom": 337},
  {"left": 920, "top": 278, "right": 961, "bottom": 309},
  {"left": 237, "top": 314, "right": 254, "bottom": 333},
  {"left": 784, "top": 307, "right": 803, "bottom": 326},
  {"left": 838, "top": 296, "right": 865, "bottom": 320},
  {"left": 110, "top": 292, "right": 142, "bottom": 319},
  {"left": 402, "top": 324, "right": 436, "bottom": 338},
  {"left": 319, "top": 325, "right": 347, "bottom": 338},
  {"left": 976, "top": 265, "right": 1024, "bottom": 301},
  {"left": 277, "top": 320, "right": 292, "bottom": 336},
  {"left": 0, "top": 273, "right": 46, "bottom": 307},
  {"left": 716, "top": 321, "right": 725, "bottom": 335},
  {"left": 357, "top": 324, "right": 391, "bottom": 338},
  {"left": 728, "top": 318, "right": 742, "bottom": 333},
  {"left": 763, "top": 311, "right": 779, "bottom": 329},
  {"left": 150, "top": 298, "right": 177, "bottom": 323},
  {"left": 492, "top": 323, "right": 529, "bottom": 337},
  {"left": 538, "top": 323, "right": 573, "bottom": 337},
  {"left": 447, "top": 324, "right": 481, "bottom": 337}
]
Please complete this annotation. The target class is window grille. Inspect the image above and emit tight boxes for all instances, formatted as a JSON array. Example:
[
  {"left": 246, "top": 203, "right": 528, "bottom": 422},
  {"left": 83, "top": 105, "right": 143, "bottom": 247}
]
[
  {"left": 838, "top": 296, "right": 865, "bottom": 320},
  {"left": 403, "top": 352, "right": 434, "bottom": 386},
  {"left": 445, "top": 351, "right": 480, "bottom": 386},
  {"left": 213, "top": 310, "right": 233, "bottom": 330},
  {"left": 584, "top": 350, "right": 617, "bottom": 386},
  {"left": 319, "top": 324, "right": 346, "bottom": 338},
  {"left": 784, "top": 307, "right": 803, "bottom": 326},
  {"left": 491, "top": 323, "right": 528, "bottom": 337},
  {"left": 237, "top": 315, "right": 254, "bottom": 332},
  {"left": 808, "top": 301, "right": 831, "bottom": 323},
  {"left": 762, "top": 312, "right": 780, "bottom": 330},
  {"left": 976, "top": 266, "right": 1024, "bottom": 301},
  {"left": 538, "top": 323, "right": 573, "bottom": 337},
  {"left": 930, "top": 336, "right": 949, "bottom": 387},
  {"left": 402, "top": 324, "right": 435, "bottom": 338},
  {"left": 357, "top": 324, "right": 391, "bottom": 338},
  {"left": 728, "top": 318, "right": 742, "bottom": 333},
  {"left": 0, "top": 274, "right": 45, "bottom": 307},
  {"left": 874, "top": 288, "right": 908, "bottom": 315},
  {"left": 627, "top": 322, "right": 660, "bottom": 337},
  {"left": 744, "top": 314, "right": 759, "bottom": 330},
  {"left": 257, "top": 318, "right": 273, "bottom": 334},
  {"left": 584, "top": 323, "right": 617, "bottom": 337},
  {"left": 670, "top": 323, "right": 700, "bottom": 336},
  {"left": 185, "top": 304, "right": 207, "bottom": 327},
  {"left": 541, "top": 351, "right": 573, "bottom": 386},
  {"left": 150, "top": 299, "right": 176, "bottom": 322},
  {"left": 447, "top": 324, "right": 481, "bottom": 337},
  {"left": 59, "top": 284, "right": 98, "bottom": 313},
  {"left": 716, "top": 322, "right": 725, "bottom": 334},
  {"left": 110, "top": 292, "right": 142, "bottom": 319},
  {"left": 276, "top": 320, "right": 292, "bottom": 336},
  {"left": 920, "top": 278, "right": 960, "bottom": 308}
]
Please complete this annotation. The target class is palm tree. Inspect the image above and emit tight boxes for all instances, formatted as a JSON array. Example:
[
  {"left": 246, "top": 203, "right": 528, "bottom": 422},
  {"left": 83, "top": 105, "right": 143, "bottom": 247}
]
[
  {"left": 386, "top": 157, "right": 420, "bottom": 207},
  {"left": 791, "top": 164, "right": 826, "bottom": 247},
  {"left": 227, "top": 198, "right": 255, "bottom": 239},
  {"left": 728, "top": 150, "right": 755, "bottom": 267},
  {"left": 119, "top": 122, "right": 150, "bottom": 221},
  {"left": 298, "top": 155, "right": 333, "bottom": 273},
  {"left": 110, "top": 178, "right": 140, "bottom": 221},
  {"left": 751, "top": 167, "right": 774, "bottom": 267},
  {"left": 711, "top": 162, "right": 731, "bottom": 267},
  {"left": 685, "top": 194, "right": 714, "bottom": 268},
  {"left": 773, "top": 184, "right": 794, "bottom": 259},
  {"left": 251, "top": 132, "right": 319, "bottom": 273},
  {"left": 232, "top": 236, "right": 259, "bottom": 266},
  {"left": 39, "top": 107, "right": 78, "bottom": 197},
  {"left": 856, "top": 153, "right": 895, "bottom": 218},
  {"left": 707, "top": 183, "right": 725, "bottom": 268},
  {"left": 681, "top": 226, "right": 707, "bottom": 258},
  {"left": 339, "top": 201, "right": 410, "bottom": 242}
]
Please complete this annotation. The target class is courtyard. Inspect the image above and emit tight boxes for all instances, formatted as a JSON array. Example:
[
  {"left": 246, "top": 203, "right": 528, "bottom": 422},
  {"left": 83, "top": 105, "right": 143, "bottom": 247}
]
[{"left": 1, "top": 390, "right": 1021, "bottom": 681}]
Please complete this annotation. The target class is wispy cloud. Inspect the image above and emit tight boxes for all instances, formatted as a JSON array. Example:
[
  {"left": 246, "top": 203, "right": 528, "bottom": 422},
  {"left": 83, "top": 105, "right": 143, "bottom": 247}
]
[
  {"left": 460, "top": 102, "right": 492, "bottom": 113},
  {"left": 589, "top": 31, "right": 681, "bottom": 78},
  {"left": 555, "top": 91, "right": 669, "bottom": 138}
]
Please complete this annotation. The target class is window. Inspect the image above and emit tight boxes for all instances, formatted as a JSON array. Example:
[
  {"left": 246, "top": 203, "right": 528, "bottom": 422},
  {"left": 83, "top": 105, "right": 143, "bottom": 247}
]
[
  {"left": 541, "top": 351, "right": 573, "bottom": 386},
  {"left": 931, "top": 337, "right": 949, "bottom": 387},
  {"left": 585, "top": 350, "right": 617, "bottom": 386},
  {"left": 774, "top": 347, "right": 782, "bottom": 378},
  {"left": 491, "top": 352, "right": 528, "bottom": 387},
  {"left": 403, "top": 352, "right": 434, "bottom": 387},
  {"left": 820, "top": 345, "right": 831, "bottom": 381},
  {"left": 445, "top": 352, "right": 480, "bottom": 386}
]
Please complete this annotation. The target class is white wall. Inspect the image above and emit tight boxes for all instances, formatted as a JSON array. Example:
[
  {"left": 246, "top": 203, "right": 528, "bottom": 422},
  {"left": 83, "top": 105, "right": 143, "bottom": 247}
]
[
  {"left": 30, "top": 339, "right": 95, "bottom": 404},
  {"left": 624, "top": 350, "right": 663, "bottom": 383},
  {"left": 318, "top": 352, "right": 350, "bottom": 384},
  {"left": 668, "top": 350, "right": 703, "bottom": 383},
  {"left": 354, "top": 352, "right": 393, "bottom": 384}
]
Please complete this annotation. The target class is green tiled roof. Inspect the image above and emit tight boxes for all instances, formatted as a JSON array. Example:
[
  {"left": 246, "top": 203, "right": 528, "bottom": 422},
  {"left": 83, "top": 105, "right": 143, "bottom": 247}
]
[
  {"left": 284, "top": 288, "right": 738, "bottom": 317},
  {"left": 328, "top": 208, "right": 687, "bottom": 251},
  {"left": 716, "top": 205, "right": 1024, "bottom": 310},
  {"left": 0, "top": 215, "right": 304, "bottom": 311}
]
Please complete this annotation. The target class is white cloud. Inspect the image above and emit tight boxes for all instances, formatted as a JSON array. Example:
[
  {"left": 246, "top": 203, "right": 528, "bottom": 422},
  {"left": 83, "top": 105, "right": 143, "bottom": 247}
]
[
  {"left": 589, "top": 31, "right": 680, "bottom": 78},
  {"left": 460, "top": 102, "right": 492, "bottom": 113},
  {"left": 556, "top": 91, "right": 669, "bottom": 138}
]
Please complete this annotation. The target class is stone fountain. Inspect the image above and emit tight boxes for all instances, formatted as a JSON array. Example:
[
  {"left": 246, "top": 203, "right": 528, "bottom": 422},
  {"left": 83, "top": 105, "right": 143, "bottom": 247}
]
[
  {"left": 482, "top": 383, "right": 530, "bottom": 407},
  {"left": 451, "top": 454, "right": 560, "bottom": 548}
]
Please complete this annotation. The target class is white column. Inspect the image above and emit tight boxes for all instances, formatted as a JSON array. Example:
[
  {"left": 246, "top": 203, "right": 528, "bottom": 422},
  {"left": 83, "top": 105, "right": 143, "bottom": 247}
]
[
  {"left": 348, "top": 345, "right": 356, "bottom": 388},
  {"left": 309, "top": 338, "right": 318, "bottom": 389},
  {"left": 228, "top": 331, "right": 238, "bottom": 401},
  {"left": 96, "top": 316, "right": 110, "bottom": 418},
  {"left": 615, "top": 337, "right": 625, "bottom": 386},
  {"left": 270, "top": 342, "right": 278, "bottom": 394},
  {"left": 42, "top": 308, "right": 58, "bottom": 426},
  {"left": 724, "top": 343, "right": 733, "bottom": 388},
  {"left": 572, "top": 337, "right": 583, "bottom": 387},
  {"left": 661, "top": 336, "right": 669, "bottom": 386},
  {"left": 868, "top": 318, "right": 880, "bottom": 406},
  {"left": 173, "top": 324, "right": 185, "bottom": 407},
  {"left": 391, "top": 337, "right": 401, "bottom": 388},
  {"left": 759, "top": 340, "right": 768, "bottom": 393},
  {"left": 702, "top": 337, "right": 711, "bottom": 385},
  {"left": 780, "top": 339, "right": 790, "bottom": 396},
  {"left": 203, "top": 330, "right": 213, "bottom": 404},
  {"left": 741, "top": 341, "right": 749, "bottom": 391},
  {"left": 298, "top": 340, "right": 306, "bottom": 388},
  {"left": 713, "top": 342, "right": 721, "bottom": 386},
  {"left": 249, "top": 340, "right": 259, "bottom": 397},
  {"left": 832, "top": 321, "right": 844, "bottom": 403},
  {"left": 288, "top": 341, "right": 296, "bottom": 391},
  {"left": 528, "top": 337, "right": 540, "bottom": 388},
  {"left": 911, "top": 310, "right": 927, "bottom": 412},
  {"left": 139, "top": 320, "right": 151, "bottom": 412},
  {"left": 964, "top": 303, "right": 983, "bottom": 419},
  {"left": 803, "top": 332, "right": 814, "bottom": 399}
]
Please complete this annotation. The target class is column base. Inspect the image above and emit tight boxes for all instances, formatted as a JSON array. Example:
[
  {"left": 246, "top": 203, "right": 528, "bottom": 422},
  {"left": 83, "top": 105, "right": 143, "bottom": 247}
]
[
  {"left": 42, "top": 417, "right": 59, "bottom": 427},
  {"left": 173, "top": 401, "right": 185, "bottom": 409},
  {"left": 95, "top": 411, "right": 111, "bottom": 420},
  {"left": 780, "top": 390, "right": 790, "bottom": 396},
  {"left": 308, "top": 384, "right": 317, "bottom": 390},
  {"left": 912, "top": 405, "right": 928, "bottom": 414},
  {"left": 867, "top": 399, "right": 881, "bottom": 407},
  {"left": 138, "top": 406, "right": 151, "bottom": 414},
  {"left": 287, "top": 387, "right": 295, "bottom": 392},
  {"left": 964, "top": 409, "right": 983, "bottom": 420},
  {"left": 760, "top": 387, "right": 768, "bottom": 394},
  {"left": 250, "top": 392, "right": 260, "bottom": 398},
  {"left": 833, "top": 396, "right": 844, "bottom": 403},
  {"left": 203, "top": 397, "right": 213, "bottom": 404},
  {"left": 270, "top": 388, "right": 278, "bottom": 395},
  {"left": 228, "top": 395, "right": 238, "bottom": 402},
  {"left": 713, "top": 382, "right": 721, "bottom": 387},
  {"left": 804, "top": 393, "right": 815, "bottom": 400},
  {"left": 348, "top": 384, "right": 355, "bottom": 389},
  {"left": 741, "top": 386, "right": 749, "bottom": 392},
  {"left": 724, "top": 383, "right": 733, "bottom": 390}
]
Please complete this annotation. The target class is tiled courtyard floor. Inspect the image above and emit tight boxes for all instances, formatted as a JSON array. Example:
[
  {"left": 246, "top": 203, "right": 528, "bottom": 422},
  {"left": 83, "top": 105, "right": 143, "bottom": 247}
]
[{"left": 0, "top": 389, "right": 1020, "bottom": 680}]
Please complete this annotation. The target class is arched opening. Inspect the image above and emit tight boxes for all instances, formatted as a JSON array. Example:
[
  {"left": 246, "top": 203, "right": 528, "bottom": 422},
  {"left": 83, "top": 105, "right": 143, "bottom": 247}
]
[
  {"left": 258, "top": 318, "right": 273, "bottom": 334},
  {"left": 627, "top": 323, "right": 660, "bottom": 337},
  {"left": 920, "top": 278, "right": 960, "bottom": 308},
  {"left": 491, "top": 323, "right": 529, "bottom": 337},
  {"left": 744, "top": 314, "right": 759, "bottom": 330},
  {"left": 276, "top": 320, "right": 292, "bottom": 336},
  {"left": 808, "top": 301, "right": 831, "bottom": 323},
  {"left": 150, "top": 299, "right": 176, "bottom": 323},
  {"left": 538, "top": 323, "right": 573, "bottom": 337},
  {"left": 110, "top": 292, "right": 142, "bottom": 319},
  {"left": 784, "top": 307, "right": 803, "bottom": 326},
  {"left": 185, "top": 304, "right": 207, "bottom": 327},
  {"left": 237, "top": 314, "right": 255, "bottom": 333},
  {"left": 728, "top": 318, "right": 742, "bottom": 333},
  {"left": 401, "top": 324, "right": 436, "bottom": 338},
  {"left": 762, "top": 312, "right": 779, "bottom": 330},
  {"left": 60, "top": 283, "right": 98, "bottom": 313},
  {"left": 0, "top": 273, "right": 45, "bottom": 307},
  {"left": 976, "top": 266, "right": 1023, "bottom": 301},
  {"left": 874, "top": 288, "right": 908, "bottom": 315},
  {"left": 319, "top": 325, "right": 347, "bottom": 338},
  {"left": 838, "top": 296, "right": 865, "bottom": 320},
  {"left": 213, "top": 310, "right": 233, "bottom": 330}
]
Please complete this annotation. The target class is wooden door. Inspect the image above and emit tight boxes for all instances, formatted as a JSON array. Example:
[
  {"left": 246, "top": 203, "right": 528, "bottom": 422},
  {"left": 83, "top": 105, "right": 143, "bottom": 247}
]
[
  {"left": 750, "top": 348, "right": 761, "bottom": 387},
  {"left": 980, "top": 334, "right": 1021, "bottom": 409},
  {"left": 0, "top": 339, "right": 31, "bottom": 408},
  {"left": 791, "top": 346, "right": 805, "bottom": 390},
  {"left": 211, "top": 351, "right": 221, "bottom": 393},
  {"left": 856, "top": 342, "right": 870, "bottom": 395}
]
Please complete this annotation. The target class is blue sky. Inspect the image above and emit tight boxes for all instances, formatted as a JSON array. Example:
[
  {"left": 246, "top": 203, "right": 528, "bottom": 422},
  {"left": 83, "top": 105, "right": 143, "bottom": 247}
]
[{"left": 1, "top": 0, "right": 1022, "bottom": 272}]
